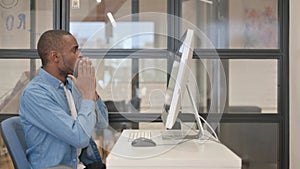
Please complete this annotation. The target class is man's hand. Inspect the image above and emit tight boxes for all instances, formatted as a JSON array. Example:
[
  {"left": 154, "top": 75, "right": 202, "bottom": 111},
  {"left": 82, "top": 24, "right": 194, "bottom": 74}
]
[{"left": 68, "top": 57, "right": 96, "bottom": 101}]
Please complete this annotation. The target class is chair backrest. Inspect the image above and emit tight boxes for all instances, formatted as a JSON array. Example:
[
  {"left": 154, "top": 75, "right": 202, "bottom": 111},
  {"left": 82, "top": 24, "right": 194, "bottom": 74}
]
[{"left": 0, "top": 116, "right": 31, "bottom": 169}]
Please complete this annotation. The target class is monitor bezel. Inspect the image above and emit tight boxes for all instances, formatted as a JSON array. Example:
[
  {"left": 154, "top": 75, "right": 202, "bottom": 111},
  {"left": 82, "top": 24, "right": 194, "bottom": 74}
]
[{"left": 164, "top": 29, "right": 194, "bottom": 129}]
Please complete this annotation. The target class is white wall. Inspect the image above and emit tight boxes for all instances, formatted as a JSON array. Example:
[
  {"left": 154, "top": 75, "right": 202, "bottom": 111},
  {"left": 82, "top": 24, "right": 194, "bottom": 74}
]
[{"left": 290, "top": 0, "right": 300, "bottom": 168}]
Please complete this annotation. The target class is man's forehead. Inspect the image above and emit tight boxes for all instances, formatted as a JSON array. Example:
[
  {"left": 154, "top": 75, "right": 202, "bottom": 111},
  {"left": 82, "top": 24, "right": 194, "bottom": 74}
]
[{"left": 63, "top": 35, "right": 78, "bottom": 46}]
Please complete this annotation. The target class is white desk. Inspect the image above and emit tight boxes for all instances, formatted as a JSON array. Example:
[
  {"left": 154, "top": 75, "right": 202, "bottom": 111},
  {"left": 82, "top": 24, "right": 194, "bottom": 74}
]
[{"left": 106, "top": 130, "right": 241, "bottom": 169}]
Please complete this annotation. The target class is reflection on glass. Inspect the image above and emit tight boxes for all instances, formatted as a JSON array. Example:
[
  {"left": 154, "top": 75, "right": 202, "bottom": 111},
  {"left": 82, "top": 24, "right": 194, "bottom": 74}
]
[
  {"left": 70, "top": 0, "right": 168, "bottom": 49},
  {"left": 228, "top": 60, "right": 277, "bottom": 113},
  {"left": 182, "top": 0, "right": 278, "bottom": 49},
  {"left": 229, "top": 0, "right": 278, "bottom": 49},
  {"left": 70, "top": 0, "right": 132, "bottom": 22},
  {"left": 139, "top": 59, "right": 167, "bottom": 113},
  {"left": 0, "top": 59, "right": 41, "bottom": 113},
  {"left": 139, "top": 0, "right": 167, "bottom": 13},
  {"left": 185, "top": 59, "right": 277, "bottom": 114},
  {"left": 94, "top": 59, "right": 138, "bottom": 112},
  {"left": 70, "top": 0, "right": 132, "bottom": 49},
  {"left": 71, "top": 20, "right": 162, "bottom": 49},
  {"left": 70, "top": 22, "right": 105, "bottom": 48},
  {"left": 94, "top": 58, "right": 168, "bottom": 113},
  {"left": 0, "top": 0, "right": 53, "bottom": 49},
  {"left": 139, "top": 0, "right": 168, "bottom": 48},
  {"left": 220, "top": 123, "right": 278, "bottom": 169},
  {"left": 94, "top": 59, "right": 132, "bottom": 103}
]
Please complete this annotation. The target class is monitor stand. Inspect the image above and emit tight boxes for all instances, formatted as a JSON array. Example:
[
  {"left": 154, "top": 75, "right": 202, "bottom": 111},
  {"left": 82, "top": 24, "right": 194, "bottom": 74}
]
[{"left": 161, "top": 84, "right": 205, "bottom": 140}]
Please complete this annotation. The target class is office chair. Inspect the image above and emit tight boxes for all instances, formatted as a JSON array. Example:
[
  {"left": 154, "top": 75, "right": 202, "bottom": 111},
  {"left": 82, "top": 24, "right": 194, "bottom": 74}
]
[{"left": 0, "top": 116, "right": 73, "bottom": 169}]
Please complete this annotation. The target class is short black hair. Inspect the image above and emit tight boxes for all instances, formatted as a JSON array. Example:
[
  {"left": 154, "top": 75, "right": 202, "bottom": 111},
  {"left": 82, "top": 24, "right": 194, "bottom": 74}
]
[{"left": 37, "top": 30, "right": 72, "bottom": 66}]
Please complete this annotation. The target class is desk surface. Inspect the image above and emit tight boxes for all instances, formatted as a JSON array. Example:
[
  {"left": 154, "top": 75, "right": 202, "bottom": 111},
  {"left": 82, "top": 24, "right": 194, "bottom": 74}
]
[{"left": 106, "top": 130, "right": 241, "bottom": 169}]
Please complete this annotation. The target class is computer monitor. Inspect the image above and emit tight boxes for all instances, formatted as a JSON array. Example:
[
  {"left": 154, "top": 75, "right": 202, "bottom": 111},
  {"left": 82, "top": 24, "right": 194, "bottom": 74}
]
[{"left": 161, "top": 29, "right": 203, "bottom": 135}]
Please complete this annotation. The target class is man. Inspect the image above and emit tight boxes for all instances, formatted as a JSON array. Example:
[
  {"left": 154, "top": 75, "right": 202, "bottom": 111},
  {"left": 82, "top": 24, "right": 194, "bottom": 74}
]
[{"left": 19, "top": 30, "right": 108, "bottom": 169}]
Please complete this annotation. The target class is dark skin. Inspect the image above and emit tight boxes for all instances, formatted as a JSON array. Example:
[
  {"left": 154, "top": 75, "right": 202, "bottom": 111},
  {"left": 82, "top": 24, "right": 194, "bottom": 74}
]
[{"left": 43, "top": 34, "right": 98, "bottom": 101}]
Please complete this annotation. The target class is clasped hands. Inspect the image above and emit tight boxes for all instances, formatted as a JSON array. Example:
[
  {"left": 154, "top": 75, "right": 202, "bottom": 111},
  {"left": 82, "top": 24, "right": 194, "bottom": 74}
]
[{"left": 68, "top": 57, "right": 98, "bottom": 101}]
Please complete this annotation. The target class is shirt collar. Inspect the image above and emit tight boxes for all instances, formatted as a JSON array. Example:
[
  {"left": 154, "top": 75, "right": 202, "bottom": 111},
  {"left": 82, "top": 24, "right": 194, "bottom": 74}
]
[
  {"left": 66, "top": 78, "right": 73, "bottom": 90},
  {"left": 39, "top": 68, "right": 72, "bottom": 90}
]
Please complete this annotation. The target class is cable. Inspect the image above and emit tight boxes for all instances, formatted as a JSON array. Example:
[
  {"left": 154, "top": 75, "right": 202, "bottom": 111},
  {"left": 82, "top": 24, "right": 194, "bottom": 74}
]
[
  {"left": 177, "top": 115, "right": 220, "bottom": 143},
  {"left": 198, "top": 115, "right": 219, "bottom": 141},
  {"left": 184, "top": 84, "right": 220, "bottom": 142}
]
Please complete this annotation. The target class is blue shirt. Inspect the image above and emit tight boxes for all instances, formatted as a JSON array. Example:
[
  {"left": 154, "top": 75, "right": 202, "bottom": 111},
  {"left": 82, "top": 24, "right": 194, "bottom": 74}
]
[{"left": 19, "top": 68, "right": 108, "bottom": 169}]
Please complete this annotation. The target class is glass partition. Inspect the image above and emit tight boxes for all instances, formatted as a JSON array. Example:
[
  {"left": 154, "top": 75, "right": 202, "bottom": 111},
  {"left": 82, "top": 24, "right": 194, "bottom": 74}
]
[
  {"left": 70, "top": 0, "right": 167, "bottom": 49},
  {"left": 0, "top": 59, "right": 41, "bottom": 114},
  {"left": 70, "top": 0, "right": 132, "bottom": 49},
  {"left": 93, "top": 58, "right": 167, "bottom": 113},
  {"left": 220, "top": 123, "right": 279, "bottom": 169},
  {"left": 139, "top": 59, "right": 167, "bottom": 113},
  {"left": 182, "top": 0, "right": 279, "bottom": 49},
  {"left": 0, "top": 0, "right": 53, "bottom": 49},
  {"left": 227, "top": 59, "right": 278, "bottom": 113},
  {"left": 180, "top": 58, "right": 278, "bottom": 114},
  {"left": 138, "top": 0, "right": 168, "bottom": 49},
  {"left": 70, "top": 0, "right": 168, "bottom": 49}
]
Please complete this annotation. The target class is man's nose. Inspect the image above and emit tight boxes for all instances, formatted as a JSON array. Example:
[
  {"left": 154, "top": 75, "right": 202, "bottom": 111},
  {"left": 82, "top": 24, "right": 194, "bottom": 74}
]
[{"left": 78, "top": 51, "right": 82, "bottom": 58}]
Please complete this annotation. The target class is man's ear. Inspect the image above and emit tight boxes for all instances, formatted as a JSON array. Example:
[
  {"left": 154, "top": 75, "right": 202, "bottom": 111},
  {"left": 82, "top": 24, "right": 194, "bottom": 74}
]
[{"left": 49, "top": 51, "right": 60, "bottom": 63}]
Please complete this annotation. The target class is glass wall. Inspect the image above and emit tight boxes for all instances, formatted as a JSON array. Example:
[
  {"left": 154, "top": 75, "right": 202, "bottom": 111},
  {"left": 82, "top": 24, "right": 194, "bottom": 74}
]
[
  {"left": 0, "top": 0, "right": 288, "bottom": 169},
  {"left": 70, "top": 0, "right": 132, "bottom": 49},
  {"left": 220, "top": 123, "right": 279, "bottom": 169},
  {"left": 0, "top": 1, "right": 53, "bottom": 167},
  {"left": 92, "top": 58, "right": 167, "bottom": 113},
  {"left": 0, "top": 0, "right": 53, "bottom": 49},
  {"left": 69, "top": 0, "right": 169, "bottom": 117},
  {"left": 0, "top": 59, "right": 42, "bottom": 113},
  {"left": 227, "top": 59, "right": 278, "bottom": 113},
  {"left": 182, "top": 0, "right": 279, "bottom": 49},
  {"left": 70, "top": 0, "right": 168, "bottom": 49},
  {"left": 0, "top": 0, "right": 52, "bottom": 113}
]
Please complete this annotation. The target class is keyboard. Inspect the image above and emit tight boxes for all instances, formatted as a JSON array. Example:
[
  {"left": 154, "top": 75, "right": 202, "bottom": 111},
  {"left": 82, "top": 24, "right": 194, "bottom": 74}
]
[
  {"left": 128, "top": 131, "right": 152, "bottom": 142},
  {"left": 161, "top": 130, "right": 200, "bottom": 140},
  {"left": 127, "top": 130, "right": 199, "bottom": 142}
]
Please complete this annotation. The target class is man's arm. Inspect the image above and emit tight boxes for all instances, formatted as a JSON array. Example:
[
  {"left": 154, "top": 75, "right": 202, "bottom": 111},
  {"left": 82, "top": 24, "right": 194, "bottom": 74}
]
[
  {"left": 20, "top": 87, "right": 96, "bottom": 148},
  {"left": 95, "top": 95, "right": 109, "bottom": 129}
]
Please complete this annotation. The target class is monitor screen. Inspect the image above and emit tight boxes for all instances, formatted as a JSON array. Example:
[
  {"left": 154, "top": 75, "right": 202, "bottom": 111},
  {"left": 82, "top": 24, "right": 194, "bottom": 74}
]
[{"left": 162, "top": 29, "right": 194, "bottom": 129}]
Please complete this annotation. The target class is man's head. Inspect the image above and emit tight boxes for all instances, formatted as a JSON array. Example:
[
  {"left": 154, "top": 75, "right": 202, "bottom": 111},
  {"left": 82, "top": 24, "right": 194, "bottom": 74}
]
[
  {"left": 37, "top": 30, "right": 82, "bottom": 81},
  {"left": 38, "top": 30, "right": 71, "bottom": 65}
]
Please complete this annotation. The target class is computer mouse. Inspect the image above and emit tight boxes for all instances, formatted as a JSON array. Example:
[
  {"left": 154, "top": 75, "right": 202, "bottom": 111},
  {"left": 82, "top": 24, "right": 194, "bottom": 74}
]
[{"left": 131, "top": 137, "right": 156, "bottom": 147}]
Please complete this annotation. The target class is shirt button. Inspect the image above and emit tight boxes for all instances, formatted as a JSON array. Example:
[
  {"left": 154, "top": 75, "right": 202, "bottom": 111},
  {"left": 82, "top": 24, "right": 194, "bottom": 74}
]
[{"left": 73, "top": 159, "right": 76, "bottom": 162}]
